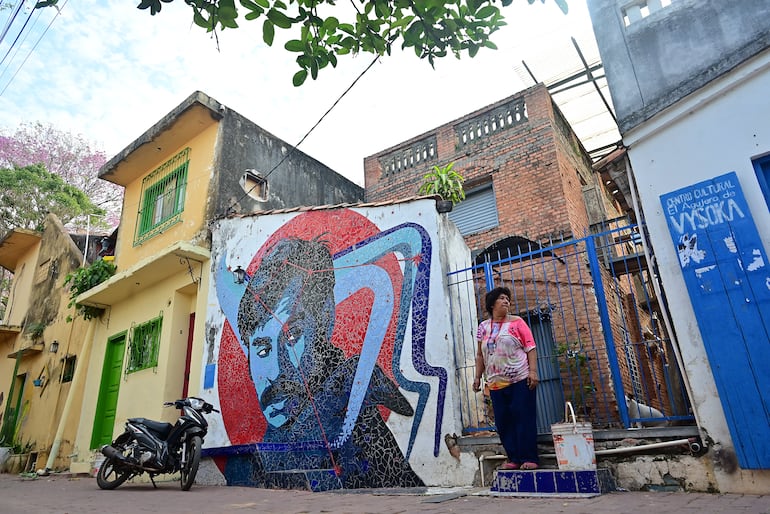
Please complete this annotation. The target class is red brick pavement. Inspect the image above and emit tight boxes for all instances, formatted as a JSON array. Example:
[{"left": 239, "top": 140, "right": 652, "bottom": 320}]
[{"left": 1, "top": 473, "right": 767, "bottom": 514}]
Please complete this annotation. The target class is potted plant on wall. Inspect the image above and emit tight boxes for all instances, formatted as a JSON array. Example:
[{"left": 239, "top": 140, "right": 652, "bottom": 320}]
[{"left": 418, "top": 162, "right": 465, "bottom": 213}]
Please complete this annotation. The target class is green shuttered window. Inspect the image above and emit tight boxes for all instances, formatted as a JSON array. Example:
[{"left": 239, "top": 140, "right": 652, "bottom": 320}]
[
  {"left": 135, "top": 147, "right": 190, "bottom": 245},
  {"left": 126, "top": 315, "right": 162, "bottom": 373}
]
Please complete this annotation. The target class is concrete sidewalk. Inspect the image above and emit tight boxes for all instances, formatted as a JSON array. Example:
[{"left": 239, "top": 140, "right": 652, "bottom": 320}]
[{"left": 0, "top": 473, "right": 767, "bottom": 514}]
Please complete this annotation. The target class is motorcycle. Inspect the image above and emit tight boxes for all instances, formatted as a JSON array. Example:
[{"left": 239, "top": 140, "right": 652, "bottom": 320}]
[{"left": 96, "top": 397, "right": 218, "bottom": 491}]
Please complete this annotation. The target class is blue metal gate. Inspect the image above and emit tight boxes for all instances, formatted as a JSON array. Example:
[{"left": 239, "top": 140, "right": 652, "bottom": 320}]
[{"left": 447, "top": 219, "right": 694, "bottom": 434}]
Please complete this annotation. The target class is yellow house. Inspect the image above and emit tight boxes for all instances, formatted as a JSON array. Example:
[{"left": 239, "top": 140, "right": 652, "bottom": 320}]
[
  {"left": 69, "top": 91, "right": 363, "bottom": 474},
  {"left": 0, "top": 215, "right": 92, "bottom": 473}
]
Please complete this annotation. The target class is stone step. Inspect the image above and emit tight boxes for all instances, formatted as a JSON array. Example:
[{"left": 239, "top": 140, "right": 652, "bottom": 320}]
[{"left": 491, "top": 467, "right": 616, "bottom": 497}]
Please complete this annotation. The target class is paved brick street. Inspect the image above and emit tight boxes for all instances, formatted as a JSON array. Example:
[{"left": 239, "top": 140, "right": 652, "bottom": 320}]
[{"left": 0, "top": 473, "right": 768, "bottom": 514}]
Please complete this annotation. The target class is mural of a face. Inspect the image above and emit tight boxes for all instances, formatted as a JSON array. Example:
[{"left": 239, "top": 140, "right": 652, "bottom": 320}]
[
  {"left": 237, "top": 237, "right": 341, "bottom": 430},
  {"left": 216, "top": 211, "right": 447, "bottom": 490}
]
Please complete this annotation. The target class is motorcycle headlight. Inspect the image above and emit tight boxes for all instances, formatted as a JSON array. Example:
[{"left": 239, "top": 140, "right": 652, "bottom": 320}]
[{"left": 188, "top": 397, "right": 204, "bottom": 409}]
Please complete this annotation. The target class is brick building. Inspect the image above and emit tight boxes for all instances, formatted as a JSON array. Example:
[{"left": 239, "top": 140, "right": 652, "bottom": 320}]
[
  {"left": 365, "top": 84, "right": 607, "bottom": 253},
  {"left": 364, "top": 84, "right": 679, "bottom": 431}
]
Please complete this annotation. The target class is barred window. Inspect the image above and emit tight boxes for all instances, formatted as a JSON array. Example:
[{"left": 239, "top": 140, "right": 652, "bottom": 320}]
[
  {"left": 126, "top": 315, "right": 162, "bottom": 373},
  {"left": 135, "top": 148, "right": 190, "bottom": 245}
]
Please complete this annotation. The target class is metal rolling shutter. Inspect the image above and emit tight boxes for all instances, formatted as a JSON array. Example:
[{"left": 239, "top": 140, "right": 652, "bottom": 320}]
[{"left": 448, "top": 184, "right": 499, "bottom": 235}]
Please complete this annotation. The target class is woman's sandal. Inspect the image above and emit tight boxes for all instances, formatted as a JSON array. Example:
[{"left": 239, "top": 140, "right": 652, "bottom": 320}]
[
  {"left": 501, "top": 461, "right": 519, "bottom": 470},
  {"left": 520, "top": 462, "right": 539, "bottom": 470}
]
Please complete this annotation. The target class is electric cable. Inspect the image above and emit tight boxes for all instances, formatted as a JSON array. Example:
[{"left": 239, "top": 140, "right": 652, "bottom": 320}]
[
  {"left": 0, "top": 2, "right": 35, "bottom": 69},
  {"left": 0, "top": 0, "right": 25, "bottom": 47},
  {"left": 224, "top": 53, "right": 381, "bottom": 215},
  {"left": 0, "top": 4, "right": 41, "bottom": 86},
  {"left": 0, "top": 0, "right": 67, "bottom": 97}
]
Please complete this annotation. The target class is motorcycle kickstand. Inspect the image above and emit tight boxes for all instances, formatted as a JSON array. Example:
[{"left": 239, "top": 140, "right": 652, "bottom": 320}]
[{"left": 150, "top": 475, "right": 157, "bottom": 489}]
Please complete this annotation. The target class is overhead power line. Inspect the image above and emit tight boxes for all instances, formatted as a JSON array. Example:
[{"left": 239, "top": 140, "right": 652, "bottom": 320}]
[
  {"left": 0, "top": 0, "right": 67, "bottom": 97},
  {"left": 0, "top": 2, "right": 38, "bottom": 71},
  {"left": 225, "top": 54, "right": 381, "bottom": 215},
  {"left": 0, "top": 0, "right": 26, "bottom": 46}
]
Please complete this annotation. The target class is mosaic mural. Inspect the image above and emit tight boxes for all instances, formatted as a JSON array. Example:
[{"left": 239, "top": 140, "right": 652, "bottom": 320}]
[{"left": 210, "top": 210, "right": 448, "bottom": 489}]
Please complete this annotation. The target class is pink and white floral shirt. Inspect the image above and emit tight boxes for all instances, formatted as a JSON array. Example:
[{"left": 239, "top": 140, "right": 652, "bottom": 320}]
[{"left": 477, "top": 316, "right": 536, "bottom": 390}]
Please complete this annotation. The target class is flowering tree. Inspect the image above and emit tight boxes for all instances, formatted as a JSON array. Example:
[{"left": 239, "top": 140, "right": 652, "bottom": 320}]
[
  {"left": 0, "top": 164, "right": 103, "bottom": 235},
  {"left": 0, "top": 122, "right": 122, "bottom": 228}
]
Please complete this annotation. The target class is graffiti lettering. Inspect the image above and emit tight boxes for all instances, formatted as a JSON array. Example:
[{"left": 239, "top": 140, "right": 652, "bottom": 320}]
[
  {"left": 669, "top": 198, "right": 745, "bottom": 234},
  {"left": 666, "top": 179, "right": 736, "bottom": 215},
  {"left": 692, "top": 179, "right": 735, "bottom": 199},
  {"left": 666, "top": 192, "right": 693, "bottom": 214}
]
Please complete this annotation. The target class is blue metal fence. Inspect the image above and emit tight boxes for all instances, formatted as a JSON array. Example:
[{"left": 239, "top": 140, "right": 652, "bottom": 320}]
[{"left": 447, "top": 220, "right": 694, "bottom": 435}]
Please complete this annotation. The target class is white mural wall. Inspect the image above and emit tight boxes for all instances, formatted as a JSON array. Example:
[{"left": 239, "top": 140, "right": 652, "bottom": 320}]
[{"left": 196, "top": 199, "right": 479, "bottom": 490}]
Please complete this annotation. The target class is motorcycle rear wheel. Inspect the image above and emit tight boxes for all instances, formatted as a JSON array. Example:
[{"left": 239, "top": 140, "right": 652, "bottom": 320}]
[
  {"left": 180, "top": 435, "right": 202, "bottom": 491},
  {"left": 96, "top": 457, "right": 131, "bottom": 490}
]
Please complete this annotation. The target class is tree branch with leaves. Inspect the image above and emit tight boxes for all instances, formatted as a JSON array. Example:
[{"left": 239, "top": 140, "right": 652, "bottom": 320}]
[{"left": 138, "top": 0, "right": 568, "bottom": 85}]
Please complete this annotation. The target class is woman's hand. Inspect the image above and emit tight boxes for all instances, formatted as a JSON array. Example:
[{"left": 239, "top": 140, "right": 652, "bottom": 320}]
[
  {"left": 472, "top": 377, "right": 482, "bottom": 392},
  {"left": 527, "top": 370, "right": 539, "bottom": 390}
]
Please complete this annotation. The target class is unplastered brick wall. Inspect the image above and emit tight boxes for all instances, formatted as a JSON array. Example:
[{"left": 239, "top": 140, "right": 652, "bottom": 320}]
[
  {"left": 364, "top": 84, "right": 595, "bottom": 255},
  {"left": 365, "top": 86, "right": 642, "bottom": 429}
]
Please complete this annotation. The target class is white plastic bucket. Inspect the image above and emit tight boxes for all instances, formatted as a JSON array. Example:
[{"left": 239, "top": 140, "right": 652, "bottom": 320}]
[
  {"left": 551, "top": 402, "right": 596, "bottom": 470},
  {"left": 91, "top": 453, "right": 106, "bottom": 477}
]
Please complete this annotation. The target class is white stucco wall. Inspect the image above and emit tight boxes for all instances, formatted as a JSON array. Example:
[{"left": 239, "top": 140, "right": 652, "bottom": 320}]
[
  {"left": 199, "top": 199, "right": 479, "bottom": 488},
  {"left": 623, "top": 48, "right": 770, "bottom": 493}
]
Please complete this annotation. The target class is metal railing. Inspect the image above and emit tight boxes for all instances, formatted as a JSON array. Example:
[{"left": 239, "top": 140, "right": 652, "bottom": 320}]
[{"left": 447, "top": 224, "right": 694, "bottom": 435}]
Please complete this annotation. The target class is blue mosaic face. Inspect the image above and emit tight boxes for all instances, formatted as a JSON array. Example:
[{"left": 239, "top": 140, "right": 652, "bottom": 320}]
[
  {"left": 238, "top": 238, "right": 337, "bottom": 430},
  {"left": 223, "top": 221, "right": 441, "bottom": 490},
  {"left": 245, "top": 293, "right": 307, "bottom": 427}
]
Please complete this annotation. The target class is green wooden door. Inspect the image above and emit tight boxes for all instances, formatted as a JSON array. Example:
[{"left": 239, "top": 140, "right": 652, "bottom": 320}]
[{"left": 90, "top": 333, "right": 126, "bottom": 449}]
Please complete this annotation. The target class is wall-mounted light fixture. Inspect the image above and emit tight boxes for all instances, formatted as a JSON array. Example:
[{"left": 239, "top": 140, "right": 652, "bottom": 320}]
[
  {"left": 233, "top": 266, "right": 247, "bottom": 285},
  {"left": 49, "top": 340, "right": 59, "bottom": 353}
]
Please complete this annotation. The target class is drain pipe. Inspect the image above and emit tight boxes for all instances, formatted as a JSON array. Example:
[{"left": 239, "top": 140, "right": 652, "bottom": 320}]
[
  {"left": 478, "top": 454, "right": 507, "bottom": 487},
  {"left": 594, "top": 437, "right": 701, "bottom": 456},
  {"left": 39, "top": 320, "right": 96, "bottom": 474},
  {"left": 479, "top": 437, "right": 701, "bottom": 484},
  {"left": 537, "top": 437, "right": 702, "bottom": 460}
]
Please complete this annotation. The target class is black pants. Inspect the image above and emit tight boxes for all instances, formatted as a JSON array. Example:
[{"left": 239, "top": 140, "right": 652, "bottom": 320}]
[{"left": 490, "top": 379, "right": 539, "bottom": 464}]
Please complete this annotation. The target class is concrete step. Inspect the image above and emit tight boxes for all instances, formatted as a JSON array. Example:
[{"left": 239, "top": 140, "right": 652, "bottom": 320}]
[{"left": 491, "top": 467, "right": 616, "bottom": 497}]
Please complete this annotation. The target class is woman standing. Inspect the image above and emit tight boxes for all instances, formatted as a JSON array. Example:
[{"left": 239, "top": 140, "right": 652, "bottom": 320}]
[{"left": 472, "top": 286, "right": 539, "bottom": 470}]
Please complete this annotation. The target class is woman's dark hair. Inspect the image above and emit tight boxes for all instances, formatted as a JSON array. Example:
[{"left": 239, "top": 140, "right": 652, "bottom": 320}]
[{"left": 485, "top": 286, "right": 511, "bottom": 316}]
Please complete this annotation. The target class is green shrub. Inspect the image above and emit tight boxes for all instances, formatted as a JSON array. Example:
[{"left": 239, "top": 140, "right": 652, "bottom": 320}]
[{"left": 63, "top": 258, "right": 116, "bottom": 321}]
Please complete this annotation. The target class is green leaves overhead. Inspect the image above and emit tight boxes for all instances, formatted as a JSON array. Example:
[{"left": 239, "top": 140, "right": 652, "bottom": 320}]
[
  {"left": 138, "top": 0, "right": 568, "bottom": 86},
  {"left": 136, "top": 0, "right": 174, "bottom": 16}
]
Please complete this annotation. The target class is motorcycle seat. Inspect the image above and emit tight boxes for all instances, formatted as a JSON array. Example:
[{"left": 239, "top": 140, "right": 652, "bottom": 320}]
[{"left": 128, "top": 418, "right": 173, "bottom": 438}]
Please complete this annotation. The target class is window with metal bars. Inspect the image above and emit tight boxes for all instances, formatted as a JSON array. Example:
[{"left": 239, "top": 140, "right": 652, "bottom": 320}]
[
  {"left": 135, "top": 148, "right": 190, "bottom": 245},
  {"left": 126, "top": 314, "right": 162, "bottom": 373}
]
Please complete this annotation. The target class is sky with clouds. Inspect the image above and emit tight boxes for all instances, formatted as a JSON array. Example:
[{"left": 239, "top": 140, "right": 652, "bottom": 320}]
[{"left": 0, "top": 0, "right": 616, "bottom": 187}]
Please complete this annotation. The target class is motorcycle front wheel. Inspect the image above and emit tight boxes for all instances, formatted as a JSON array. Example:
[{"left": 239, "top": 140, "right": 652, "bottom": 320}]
[
  {"left": 180, "top": 435, "right": 202, "bottom": 491},
  {"left": 96, "top": 457, "right": 131, "bottom": 490}
]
